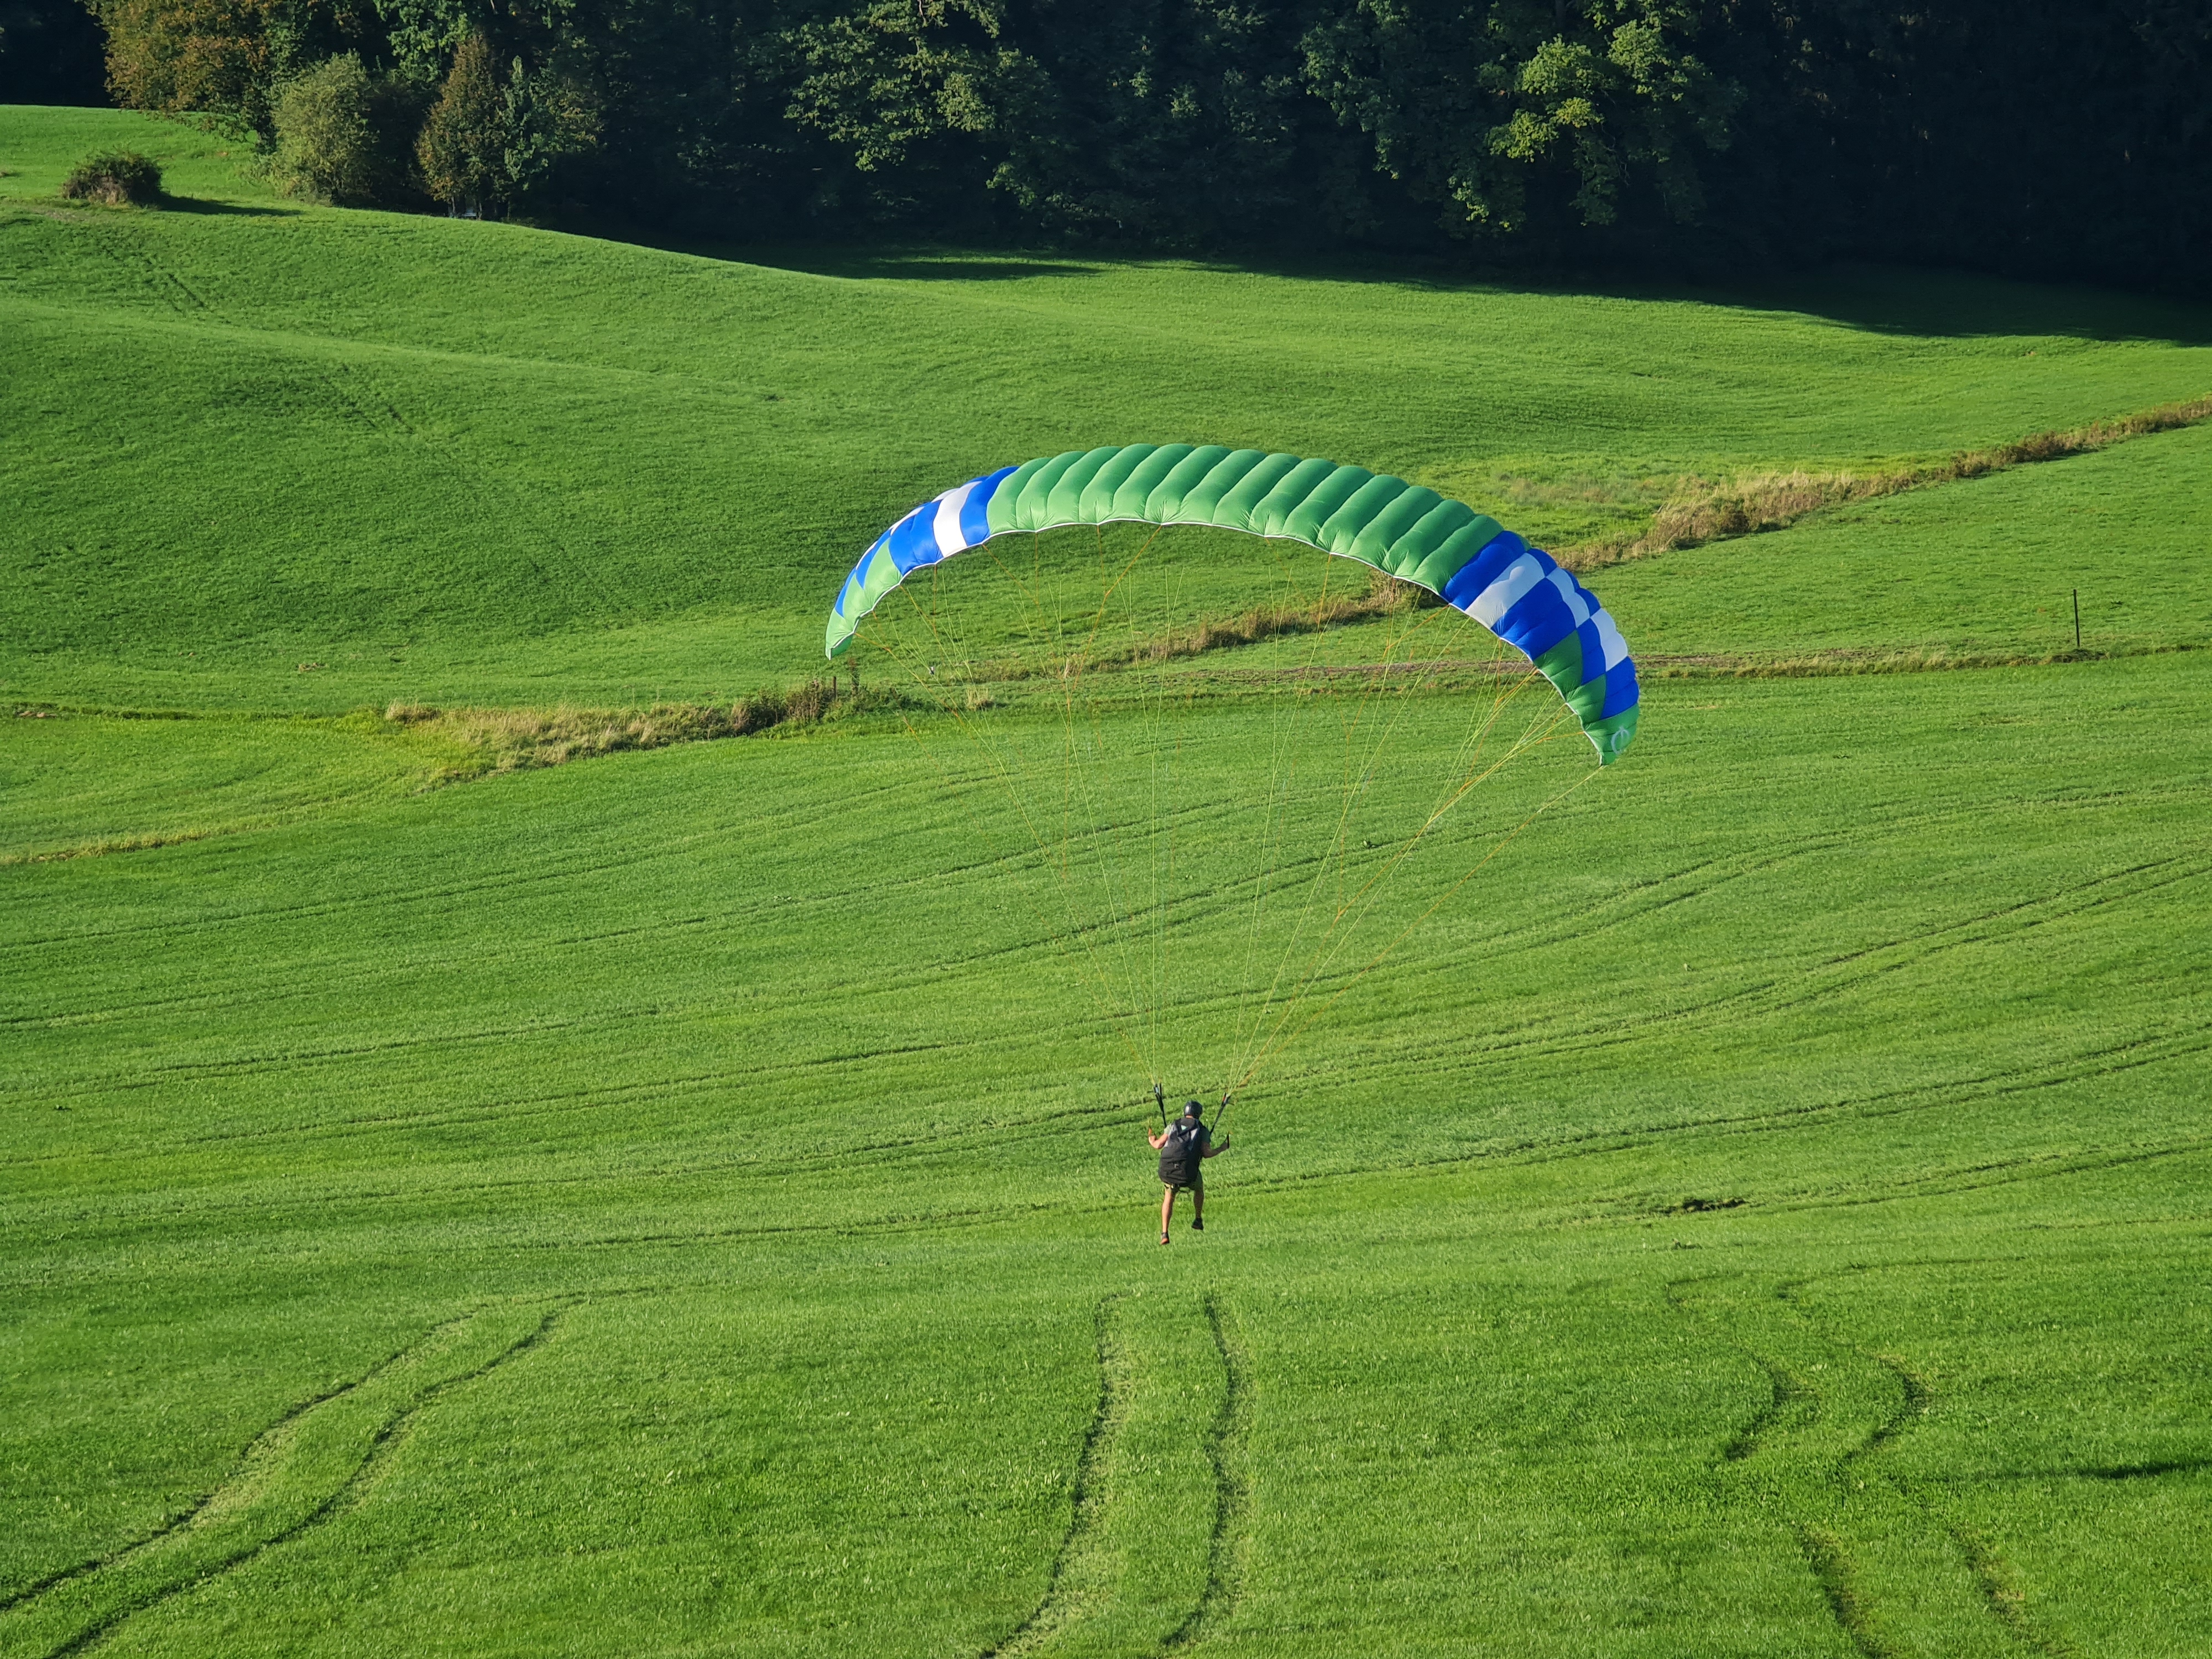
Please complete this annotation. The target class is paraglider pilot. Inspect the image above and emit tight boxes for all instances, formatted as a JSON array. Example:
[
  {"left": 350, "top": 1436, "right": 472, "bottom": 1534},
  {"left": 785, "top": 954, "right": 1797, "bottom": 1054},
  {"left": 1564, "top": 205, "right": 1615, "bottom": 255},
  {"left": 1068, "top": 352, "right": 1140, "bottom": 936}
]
[{"left": 1149, "top": 1097, "right": 1228, "bottom": 1244}]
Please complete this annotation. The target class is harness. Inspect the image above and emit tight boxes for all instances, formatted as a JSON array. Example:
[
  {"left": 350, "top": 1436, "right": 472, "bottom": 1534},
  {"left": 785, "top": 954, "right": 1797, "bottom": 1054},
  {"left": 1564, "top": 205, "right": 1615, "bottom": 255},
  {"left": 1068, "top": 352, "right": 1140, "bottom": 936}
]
[
  {"left": 1158, "top": 1118, "right": 1207, "bottom": 1186},
  {"left": 1151, "top": 1084, "right": 1233, "bottom": 1187}
]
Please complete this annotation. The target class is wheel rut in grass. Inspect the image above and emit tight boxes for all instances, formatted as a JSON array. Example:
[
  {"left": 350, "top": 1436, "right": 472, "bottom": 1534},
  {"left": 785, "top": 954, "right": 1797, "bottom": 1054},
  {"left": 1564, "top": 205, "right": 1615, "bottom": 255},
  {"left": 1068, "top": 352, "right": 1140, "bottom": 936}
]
[
  {"left": 0, "top": 1300, "right": 568, "bottom": 1659},
  {"left": 989, "top": 1290, "right": 1246, "bottom": 1658},
  {"left": 1943, "top": 1522, "right": 2078, "bottom": 1659},
  {"left": 1795, "top": 1525, "right": 1888, "bottom": 1659},
  {"left": 987, "top": 1295, "right": 1128, "bottom": 1659},
  {"left": 1160, "top": 1293, "right": 1250, "bottom": 1653},
  {"left": 1675, "top": 1274, "right": 2062, "bottom": 1658}
]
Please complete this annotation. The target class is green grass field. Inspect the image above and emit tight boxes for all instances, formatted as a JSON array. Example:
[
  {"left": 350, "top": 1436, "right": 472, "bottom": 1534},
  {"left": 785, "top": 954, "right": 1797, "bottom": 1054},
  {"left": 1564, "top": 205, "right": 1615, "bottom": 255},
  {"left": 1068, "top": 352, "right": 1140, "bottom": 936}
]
[{"left": 3, "top": 106, "right": 2209, "bottom": 1657}]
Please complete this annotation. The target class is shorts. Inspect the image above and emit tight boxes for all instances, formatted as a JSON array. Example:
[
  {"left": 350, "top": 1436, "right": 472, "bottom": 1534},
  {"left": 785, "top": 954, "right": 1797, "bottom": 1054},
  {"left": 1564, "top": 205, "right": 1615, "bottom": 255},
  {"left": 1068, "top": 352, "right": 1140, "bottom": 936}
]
[{"left": 1162, "top": 1177, "right": 1202, "bottom": 1194}]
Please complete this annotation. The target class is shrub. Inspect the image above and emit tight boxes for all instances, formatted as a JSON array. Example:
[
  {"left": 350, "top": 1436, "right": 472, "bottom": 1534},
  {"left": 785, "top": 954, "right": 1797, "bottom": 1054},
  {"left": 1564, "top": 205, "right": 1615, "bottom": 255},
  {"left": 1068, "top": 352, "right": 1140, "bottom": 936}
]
[
  {"left": 89, "top": 0, "right": 278, "bottom": 133},
  {"left": 268, "top": 55, "right": 377, "bottom": 203},
  {"left": 783, "top": 680, "right": 836, "bottom": 724},
  {"left": 267, "top": 55, "right": 431, "bottom": 206},
  {"left": 60, "top": 150, "right": 162, "bottom": 205},
  {"left": 385, "top": 686, "right": 870, "bottom": 779},
  {"left": 728, "top": 689, "right": 787, "bottom": 735}
]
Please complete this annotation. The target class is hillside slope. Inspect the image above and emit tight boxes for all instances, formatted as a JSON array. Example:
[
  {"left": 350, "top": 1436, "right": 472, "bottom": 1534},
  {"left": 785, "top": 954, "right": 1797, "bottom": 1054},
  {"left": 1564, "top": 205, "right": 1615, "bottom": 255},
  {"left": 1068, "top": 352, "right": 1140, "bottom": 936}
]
[
  {"left": 2, "top": 104, "right": 2209, "bottom": 1659},
  {"left": 6, "top": 106, "right": 2210, "bottom": 712}
]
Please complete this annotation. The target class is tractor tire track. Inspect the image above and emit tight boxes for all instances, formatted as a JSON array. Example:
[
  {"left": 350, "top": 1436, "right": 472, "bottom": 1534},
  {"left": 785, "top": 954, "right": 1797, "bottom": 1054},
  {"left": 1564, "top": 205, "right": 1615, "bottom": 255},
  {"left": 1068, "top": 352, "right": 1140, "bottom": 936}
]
[
  {"left": 1797, "top": 1526, "right": 1893, "bottom": 1659},
  {"left": 1846, "top": 1347, "right": 2074, "bottom": 1659},
  {"left": 1118, "top": 851, "right": 2209, "bottom": 1122},
  {"left": 1160, "top": 1293, "right": 1251, "bottom": 1653},
  {"left": 1720, "top": 1354, "right": 1807, "bottom": 1464},
  {"left": 14, "top": 1083, "right": 2205, "bottom": 1275},
  {"left": 0, "top": 1302, "right": 567, "bottom": 1659},
  {"left": 30, "top": 844, "right": 2189, "bottom": 1154},
  {"left": 1676, "top": 1272, "right": 2068, "bottom": 1659},
  {"left": 1671, "top": 1279, "right": 1906, "bottom": 1658},
  {"left": 984, "top": 1292, "right": 1248, "bottom": 1658},
  {"left": 0, "top": 1319, "right": 457, "bottom": 1616},
  {"left": 985, "top": 1295, "right": 1128, "bottom": 1658},
  {"left": 1214, "top": 1021, "right": 2212, "bottom": 1211},
  {"left": 1944, "top": 1523, "right": 2077, "bottom": 1658},
  {"left": 83, "top": 218, "right": 215, "bottom": 321},
  {"left": 0, "top": 773, "right": 1074, "bottom": 959}
]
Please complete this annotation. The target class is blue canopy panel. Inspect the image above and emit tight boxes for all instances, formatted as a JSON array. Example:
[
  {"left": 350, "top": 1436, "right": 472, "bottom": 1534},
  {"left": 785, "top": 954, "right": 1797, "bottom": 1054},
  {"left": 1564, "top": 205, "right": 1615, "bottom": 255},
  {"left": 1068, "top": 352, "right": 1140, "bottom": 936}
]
[
  {"left": 830, "top": 466, "right": 1018, "bottom": 634},
  {"left": 1442, "top": 536, "right": 1639, "bottom": 726}
]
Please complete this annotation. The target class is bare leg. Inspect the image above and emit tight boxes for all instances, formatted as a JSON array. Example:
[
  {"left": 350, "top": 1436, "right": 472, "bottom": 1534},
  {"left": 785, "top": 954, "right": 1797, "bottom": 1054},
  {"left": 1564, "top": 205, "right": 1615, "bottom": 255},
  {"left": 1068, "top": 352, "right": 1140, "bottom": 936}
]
[
  {"left": 1160, "top": 1186, "right": 1175, "bottom": 1239},
  {"left": 1191, "top": 1185, "right": 1203, "bottom": 1227}
]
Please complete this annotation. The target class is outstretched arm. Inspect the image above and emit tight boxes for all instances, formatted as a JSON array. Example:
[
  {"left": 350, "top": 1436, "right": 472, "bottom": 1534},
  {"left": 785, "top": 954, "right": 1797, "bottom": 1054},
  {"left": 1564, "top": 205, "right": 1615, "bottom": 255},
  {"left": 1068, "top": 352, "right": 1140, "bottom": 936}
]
[
  {"left": 1201, "top": 1138, "right": 1228, "bottom": 1157},
  {"left": 1148, "top": 1129, "right": 1168, "bottom": 1149}
]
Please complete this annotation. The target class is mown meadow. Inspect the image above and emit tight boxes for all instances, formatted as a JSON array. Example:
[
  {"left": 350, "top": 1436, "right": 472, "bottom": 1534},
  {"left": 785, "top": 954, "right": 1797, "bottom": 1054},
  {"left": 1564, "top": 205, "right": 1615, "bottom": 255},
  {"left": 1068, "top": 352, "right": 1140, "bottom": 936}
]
[{"left": 3, "top": 106, "right": 2209, "bottom": 1658}]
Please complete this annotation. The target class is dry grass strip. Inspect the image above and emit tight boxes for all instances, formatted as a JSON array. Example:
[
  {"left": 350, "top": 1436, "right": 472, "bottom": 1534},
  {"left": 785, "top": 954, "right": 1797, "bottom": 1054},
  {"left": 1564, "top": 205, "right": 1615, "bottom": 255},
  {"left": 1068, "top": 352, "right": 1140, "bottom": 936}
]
[
  {"left": 388, "top": 677, "right": 867, "bottom": 778},
  {"left": 1557, "top": 395, "right": 2212, "bottom": 573}
]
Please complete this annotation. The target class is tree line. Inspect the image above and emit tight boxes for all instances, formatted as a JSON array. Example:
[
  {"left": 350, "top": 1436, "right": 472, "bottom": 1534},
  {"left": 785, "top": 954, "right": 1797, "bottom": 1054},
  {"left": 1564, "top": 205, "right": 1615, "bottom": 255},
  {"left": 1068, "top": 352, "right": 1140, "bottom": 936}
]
[{"left": 9, "top": 0, "right": 2206, "bottom": 293}]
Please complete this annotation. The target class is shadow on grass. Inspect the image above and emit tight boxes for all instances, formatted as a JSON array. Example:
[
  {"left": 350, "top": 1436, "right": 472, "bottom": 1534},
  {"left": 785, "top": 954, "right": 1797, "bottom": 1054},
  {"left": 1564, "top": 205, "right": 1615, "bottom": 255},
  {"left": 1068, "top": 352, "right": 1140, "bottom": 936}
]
[
  {"left": 604, "top": 234, "right": 1099, "bottom": 284},
  {"left": 1139, "top": 254, "right": 2212, "bottom": 345},
  {"left": 572, "top": 223, "right": 2212, "bottom": 346},
  {"left": 794, "top": 252, "right": 1099, "bottom": 282},
  {"left": 160, "top": 195, "right": 299, "bottom": 218},
  {"left": 1705, "top": 262, "right": 2212, "bottom": 346}
]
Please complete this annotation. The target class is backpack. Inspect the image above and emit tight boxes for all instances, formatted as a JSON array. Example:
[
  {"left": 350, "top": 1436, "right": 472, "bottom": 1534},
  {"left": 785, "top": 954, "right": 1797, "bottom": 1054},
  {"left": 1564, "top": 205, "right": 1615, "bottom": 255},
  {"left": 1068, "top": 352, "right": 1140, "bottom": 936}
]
[{"left": 1158, "top": 1119, "right": 1207, "bottom": 1186}]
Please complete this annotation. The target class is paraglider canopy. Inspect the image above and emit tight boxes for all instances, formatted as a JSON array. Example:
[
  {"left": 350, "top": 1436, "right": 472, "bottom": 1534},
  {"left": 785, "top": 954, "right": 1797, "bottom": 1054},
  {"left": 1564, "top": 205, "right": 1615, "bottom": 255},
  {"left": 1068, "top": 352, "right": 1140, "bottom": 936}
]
[
  {"left": 824, "top": 441, "right": 1646, "bottom": 1110},
  {"left": 826, "top": 443, "right": 1639, "bottom": 763}
]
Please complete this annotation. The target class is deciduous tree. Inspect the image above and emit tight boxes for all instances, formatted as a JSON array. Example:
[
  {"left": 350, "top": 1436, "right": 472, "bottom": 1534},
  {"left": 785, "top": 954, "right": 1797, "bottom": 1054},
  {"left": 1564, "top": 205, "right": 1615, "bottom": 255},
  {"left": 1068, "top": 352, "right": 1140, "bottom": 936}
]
[{"left": 415, "top": 28, "right": 502, "bottom": 211}]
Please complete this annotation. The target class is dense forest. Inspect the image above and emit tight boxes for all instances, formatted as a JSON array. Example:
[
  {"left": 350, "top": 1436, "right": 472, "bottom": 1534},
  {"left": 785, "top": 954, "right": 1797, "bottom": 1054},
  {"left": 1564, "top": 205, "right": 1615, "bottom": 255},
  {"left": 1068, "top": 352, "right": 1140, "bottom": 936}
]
[{"left": 3, "top": 0, "right": 2206, "bottom": 294}]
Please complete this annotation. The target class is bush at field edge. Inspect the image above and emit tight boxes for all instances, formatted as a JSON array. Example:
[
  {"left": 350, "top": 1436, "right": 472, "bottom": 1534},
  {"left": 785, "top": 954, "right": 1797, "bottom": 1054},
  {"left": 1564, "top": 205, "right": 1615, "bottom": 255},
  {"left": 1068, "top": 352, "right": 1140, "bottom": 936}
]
[{"left": 60, "top": 149, "right": 163, "bottom": 205}]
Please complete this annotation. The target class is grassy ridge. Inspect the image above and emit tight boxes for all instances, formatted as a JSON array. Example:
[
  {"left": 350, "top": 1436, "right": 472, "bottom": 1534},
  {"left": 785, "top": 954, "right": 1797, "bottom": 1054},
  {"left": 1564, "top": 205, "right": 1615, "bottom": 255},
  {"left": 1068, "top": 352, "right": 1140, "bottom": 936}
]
[{"left": 4, "top": 102, "right": 2210, "bottom": 1657}]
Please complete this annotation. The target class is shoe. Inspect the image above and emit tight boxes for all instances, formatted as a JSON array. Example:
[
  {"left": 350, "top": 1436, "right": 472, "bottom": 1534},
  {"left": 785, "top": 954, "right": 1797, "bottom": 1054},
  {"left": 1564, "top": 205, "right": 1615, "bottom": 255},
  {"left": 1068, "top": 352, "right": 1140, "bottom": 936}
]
[
  {"left": 1159, "top": 1232, "right": 1171, "bottom": 1245},
  {"left": 1191, "top": 1218, "right": 1203, "bottom": 1232}
]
